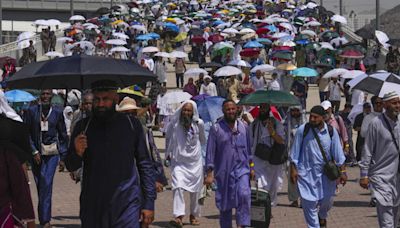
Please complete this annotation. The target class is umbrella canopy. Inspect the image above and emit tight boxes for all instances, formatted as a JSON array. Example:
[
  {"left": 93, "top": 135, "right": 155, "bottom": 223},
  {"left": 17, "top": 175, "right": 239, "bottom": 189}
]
[
  {"left": 277, "top": 63, "right": 297, "bottom": 71},
  {"left": 117, "top": 87, "right": 144, "bottom": 97},
  {"left": 200, "top": 62, "right": 222, "bottom": 68},
  {"left": 110, "top": 46, "right": 130, "bottom": 52},
  {"left": 17, "top": 40, "right": 36, "bottom": 50},
  {"left": 160, "top": 91, "right": 193, "bottom": 115},
  {"left": 169, "top": 51, "right": 188, "bottom": 58},
  {"left": 7, "top": 55, "right": 157, "bottom": 89},
  {"left": 142, "top": 46, "right": 159, "bottom": 53},
  {"left": 17, "top": 31, "right": 35, "bottom": 42},
  {"left": 291, "top": 67, "right": 318, "bottom": 77},
  {"left": 154, "top": 52, "right": 171, "bottom": 58},
  {"left": 184, "top": 68, "right": 208, "bottom": 77},
  {"left": 106, "top": 39, "right": 127, "bottom": 45},
  {"left": 243, "top": 41, "right": 264, "bottom": 48},
  {"left": 341, "top": 70, "right": 367, "bottom": 79},
  {"left": 196, "top": 96, "right": 225, "bottom": 123},
  {"left": 240, "top": 48, "right": 260, "bottom": 57},
  {"left": 45, "top": 51, "right": 64, "bottom": 58},
  {"left": 331, "top": 15, "right": 347, "bottom": 24},
  {"left": 4, "top": 90, "right": 36, "bottom": 103},
  {"left": 228, "top": 60, "right": 251, "bottom": 68},
  {"left": 347, "top": 72, "right": 400, "bottom": 97},
  {"left": 238, "top": 90, "right": 300, "bottom": 106},
  {"left": 208, "top": 34, "right": 225, "bottom": 43},
  {"left": 339, "top": 49, "right": 364, "bottom": 59},
  {"left": 375, "top": 30, "right": 390, "bottom": 47},
  {"left": 355, "top": 28, "right": 374, "bottom": 39},
  {"left": 69, "top": 15, "right": 86, "bottom": 21},
  {"left": 191, "top": 36, "right": 206, "bottom": 44},
  {"left": 214, "top": 66, "right": 242, "bottom": 77},
  {"left": 136, "top": 34, "right": 154, "bottom": 41},
  {"left": 323, "top": 68, "right": 349, "bottom": 78},
  {"left": 113, "top": 32, "right": 130, "bottom": 40},
  {"left": 251, "top": 64, "right": 275, "bottom": 73}
]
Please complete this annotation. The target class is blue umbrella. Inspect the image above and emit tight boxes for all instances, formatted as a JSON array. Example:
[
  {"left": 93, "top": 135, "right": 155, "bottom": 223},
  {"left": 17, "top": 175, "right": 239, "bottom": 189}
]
[
  {"left": 136, "top": 34, "right": 153, "bottom": 41},
  {"left": 196, "top": 96, "right": 225, "bottom": 123},
  {"left": 264, "top": 25, "right": 277, "bottom": 33},
  {"left": 147, "top": 32, "right": 160, "bottom": 39},
  {"left": 256, "top": 38, "right": 272, "bottom": 44},
  {"left": 164, "top": 22, "right": 179, "bottom": 33},
  {"left": 295, "top": 39, "right": 310, "bottom": 45},
  {"left": 212, "top": 20, "right": 224, "bottom": 27},
  {"left": 5, "top": 89, "right": 36, "bottom": 103},
  {"left": 291, "top": 67, "right": 319, "bottom": 77},
  {"left": 244, "top": 41, "right": 264, "bottom": 49}
]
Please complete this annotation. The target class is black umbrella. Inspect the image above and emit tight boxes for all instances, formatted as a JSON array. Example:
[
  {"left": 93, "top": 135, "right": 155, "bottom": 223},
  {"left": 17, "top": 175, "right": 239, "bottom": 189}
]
[
  {"left": 355, "top": 28, "right": 374, "bottom": 40},
  {"left": 95, "top": 7, "right": 110, "bottom": 15},
  {"left": 200, "top": 62, "right": 222, "bottom": 68},
  {"left": 7, "top": 55, "right": 157, "bottom": 89}
]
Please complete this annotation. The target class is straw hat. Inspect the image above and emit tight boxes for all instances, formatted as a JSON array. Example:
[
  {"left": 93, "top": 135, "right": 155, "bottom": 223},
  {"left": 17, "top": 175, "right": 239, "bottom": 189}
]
[{"left": 116, "top": 97, "right": 140, "bottom": 112}]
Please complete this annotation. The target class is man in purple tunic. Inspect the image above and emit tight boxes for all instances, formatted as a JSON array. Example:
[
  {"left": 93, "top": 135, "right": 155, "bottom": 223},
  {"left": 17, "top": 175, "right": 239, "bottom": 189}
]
[{"left": 205, "top": 100, "right": 253, "bottom": 228}]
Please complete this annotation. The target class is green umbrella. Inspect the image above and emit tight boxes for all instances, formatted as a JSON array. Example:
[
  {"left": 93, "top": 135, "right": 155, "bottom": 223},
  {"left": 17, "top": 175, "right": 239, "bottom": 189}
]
[
  {"left": 272, "top": 52, "right": 293, "bottom": 60},
  {"left": 238, "top": 90, "right": 300, "bottom": 106}
]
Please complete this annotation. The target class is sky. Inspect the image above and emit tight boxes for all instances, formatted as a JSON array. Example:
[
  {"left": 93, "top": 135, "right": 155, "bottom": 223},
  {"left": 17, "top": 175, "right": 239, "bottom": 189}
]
[{"left": 320, "top": 0, "right": 399, "bottom": 14}]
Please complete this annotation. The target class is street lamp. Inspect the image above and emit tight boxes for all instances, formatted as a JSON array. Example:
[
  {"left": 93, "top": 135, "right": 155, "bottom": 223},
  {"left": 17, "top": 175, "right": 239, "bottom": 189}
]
[
  {"left": 70, "top": 0, "right": 74, "bottom": 16},
  {"left": 376, "top": 0, "right": 380, "bottom": 30},
  {"left": 0, "top": 0, "right": 3, "bottom": 45}
]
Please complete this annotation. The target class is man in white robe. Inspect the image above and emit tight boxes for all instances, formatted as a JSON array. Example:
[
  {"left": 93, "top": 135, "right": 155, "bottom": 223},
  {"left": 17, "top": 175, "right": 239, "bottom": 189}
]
[{"left": 166, "top": 100, "right": 206, "bottom": 227}]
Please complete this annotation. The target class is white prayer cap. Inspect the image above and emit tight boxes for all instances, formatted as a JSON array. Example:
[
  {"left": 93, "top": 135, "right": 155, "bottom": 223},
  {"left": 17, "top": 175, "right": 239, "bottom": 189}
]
[
  {"left": 382, "top": 91, "right": 400, "bottom": 101},
  {"left": 204, "top": 75, "right": 212, "bottom": 80},
  {"left": 321, "top": 100, "right": 332, "bottom": 110}
]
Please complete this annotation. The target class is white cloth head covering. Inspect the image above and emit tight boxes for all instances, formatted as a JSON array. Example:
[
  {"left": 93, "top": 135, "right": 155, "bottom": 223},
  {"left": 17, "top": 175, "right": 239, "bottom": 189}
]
[
  {"left": 0, "top": 90, "right": 23, "bottom": 122},
  {"left": 170, "top": 100, "right": 200, "bottom": 124}
]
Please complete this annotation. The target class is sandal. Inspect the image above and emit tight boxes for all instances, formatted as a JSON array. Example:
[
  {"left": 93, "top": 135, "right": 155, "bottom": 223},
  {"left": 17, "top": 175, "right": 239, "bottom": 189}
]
[
  {"left": 190, "top": 218, "right": 200, "bottom": 226},
  {"left": 169, "top": 218, "right": 183, "bottom": 228}
]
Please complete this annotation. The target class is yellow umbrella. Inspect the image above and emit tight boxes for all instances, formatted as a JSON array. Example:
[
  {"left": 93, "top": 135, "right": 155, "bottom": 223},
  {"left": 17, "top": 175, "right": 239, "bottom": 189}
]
[
  {"left": 111, "top": 19, "right": 124, "bottom": 25},
  {"left": 173, "top": 32, "right": 188, "bottom": 42},
  {"left": 117, "top": 86, "right": 144, "bottom": 97},
  {"left": 277, "top": 63, "right": 297, "bottom": 71},
  {"left": 165, "top": 18, "right": 177, "bottom": 24},
  {"left": 220, "top": 10, "right": 229, "bottom": 14}
]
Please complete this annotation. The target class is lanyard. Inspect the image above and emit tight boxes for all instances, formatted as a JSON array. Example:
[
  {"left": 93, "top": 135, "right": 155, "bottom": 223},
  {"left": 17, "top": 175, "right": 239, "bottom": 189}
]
[{"left": 41, "top": 107, "right": 53, "bottom": 121}]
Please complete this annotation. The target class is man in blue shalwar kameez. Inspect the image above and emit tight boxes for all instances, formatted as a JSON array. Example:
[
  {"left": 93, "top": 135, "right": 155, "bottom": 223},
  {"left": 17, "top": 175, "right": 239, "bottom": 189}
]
[
  {"left": 290, "top": 105, "right": 347, "bottom": 228},
  {"left": 65, "top": 80, "right": 156, "bottom": 228},
  {"left": 205, "top": 100, "right": 253, "bottom": 228}
]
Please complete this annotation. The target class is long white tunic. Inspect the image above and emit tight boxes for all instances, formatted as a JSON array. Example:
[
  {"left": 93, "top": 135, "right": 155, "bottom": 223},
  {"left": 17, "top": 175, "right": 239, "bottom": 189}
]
[{"left": 167, "top": 120, "right": 206, "bottom": 192}]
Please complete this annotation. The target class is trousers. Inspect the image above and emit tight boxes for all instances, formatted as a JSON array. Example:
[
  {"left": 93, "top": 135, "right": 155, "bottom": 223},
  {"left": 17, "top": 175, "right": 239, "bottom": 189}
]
[
  {"left": 219, "top": 174, "right": 251, "bottom": 228},
  {"left": 31, "top": 154, "right": 59, "bottom": 224},
  {"left": 287, "top": 165, "right": 299, "bottom": 202},
  {"left": 172, "top": 188, "right": 201, "bottom": 218},
  {"left": 376, "top": 202, "right": 400, "bottom": 228},
  {"left": 301, "top": 196, "right": 334, "bottom": 228}
]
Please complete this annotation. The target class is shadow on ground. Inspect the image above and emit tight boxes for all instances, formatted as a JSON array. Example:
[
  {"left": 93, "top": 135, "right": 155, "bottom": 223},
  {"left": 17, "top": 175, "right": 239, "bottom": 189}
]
[{"left": 334, "top": 200, "right": 369, "bottom": 207}]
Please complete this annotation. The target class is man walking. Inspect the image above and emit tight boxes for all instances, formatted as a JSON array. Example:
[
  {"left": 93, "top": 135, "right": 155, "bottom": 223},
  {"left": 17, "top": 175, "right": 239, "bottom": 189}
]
[
  {"left": 359, "top": 91, "right": 400, "bottom": 228},
  {"left": 327, "top": 77, "right": 342, "bottom": 113},
  {"left": 24, "top": 89, "right": 69, "bottom": 227},
  {"left": 166, "top": 100, "right": 205, "bottom": 227},
  {"left": 205, "top": 100, "right": 253, "bottom": 228},
  {"left": 65, "top": 80, "right": 156, "bottom": 228},
  {"left": 290, "top": 105, "right": 347, "bottom": 228},
  {"left": 250, "top": 104, "right": 285, "bottom": 207}
]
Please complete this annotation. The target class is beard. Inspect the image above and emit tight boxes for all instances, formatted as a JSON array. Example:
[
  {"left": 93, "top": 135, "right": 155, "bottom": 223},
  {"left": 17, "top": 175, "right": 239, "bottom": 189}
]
[
  {"left": 180, "top": 115, "right": 192, "bottom": 130},
  {"left": 93, "top": 104, "right": 116, "bottom": 121}
]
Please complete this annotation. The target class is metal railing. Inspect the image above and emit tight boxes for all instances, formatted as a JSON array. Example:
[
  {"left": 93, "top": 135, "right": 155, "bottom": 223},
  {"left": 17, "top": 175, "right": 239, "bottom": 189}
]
[{"left": 2, "top": 0, "right": 125, "bottom": 11}]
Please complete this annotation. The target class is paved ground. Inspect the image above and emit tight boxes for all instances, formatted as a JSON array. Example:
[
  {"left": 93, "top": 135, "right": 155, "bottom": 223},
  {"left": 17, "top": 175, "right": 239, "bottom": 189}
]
[{"left": 28, "top": 62, "right": 380, "bottom": 227}]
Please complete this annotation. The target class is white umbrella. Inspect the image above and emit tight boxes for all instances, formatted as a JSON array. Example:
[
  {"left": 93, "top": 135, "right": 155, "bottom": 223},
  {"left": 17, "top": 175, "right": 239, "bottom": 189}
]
[
  {"left": 160, "top": 91, "right": 193, "bottom": 115},
  {"left": 239, "top": 28, "right": 256, "bottom": 34},
  {"left": 330, "top": 37, "right": 349, "bottom": 47},
  {"left": 305, "top": 21, "right": 321, "bottom": 27},
  {"left": 57, "top": 37, "right": 73, "bottom": 42},
  {"left": 45, "top": 51, "right": 64, "bottom": 57},
  {"left": 331, "top": 15, "right": 347, "bottom": 25},
  {"left": 75, "top": 41, "right": 95, "bottom": 50},
  {"left": 375, "top": 30, "right": 390, "bottom": 46},
  {"left": 272, "top": 32, "right": 290, "bottom": 39},
  {"left": 47, "top": 19, "right": 61, "bottom": 26},
  {"left": 17, "top": 39, "right": 36, "bottom": 49},
  {"left": 142, "top": 46, "right": 159, "bottom": 53},
  {"left": 306, "top": 2, "right": 318, "bottom": 9},
  {"left": 170, "top": 51, "right": 188, "bottom": 58},
  {"left": 282, "top": 40, "right": 296, "bottom": 47},
  {"left": 216, "top": 22, "right": 231, "bottom": 29},
  {"left": 251, "top": 64, "right": 275, "bottom": 73},
  {"left": 110, "top": 46, "right": 130, "bottom": 52},
  {"left": 228, "top": 60, "right": 251, "bottom": 68},
  {"left": 319, "top": 42, "right": 335, "bottom": 50},
  {"left": 184, "top": 68, "right": 208, "bottom": 77},
  {"left": 69, "top": 15, "right": 86, "bottom": 21},
  {"left": 241, "top": 33, "right": 256, "bottom": 40},
  {"left": 106, "top": 39, "right": 127, "bottom": 45},
  {"left": 223, "top": 28, "right": 239, "bottom": 34},
  {"left": 279, "top": 22, "right": 294, "bottom": 31},
  {"left": 300, "top": 30, "right": 316, "bottom": 37},
  {"left": 214, "top": 66, "right": 242, "bottom": 77},
  {"left": 33, "top": 19, "right": 48, "bottom": 26},
  {"left": 378, "top": 82, "right": 400, "bottom": 98},
  {"left": 17, "top": 31, "right": 35, "bottom": 42},
  {"left": 323, "top": 68, "right": 349, "bottom": 78},
  {"left": 154, "top": 52, "right": 171, "bottom": 58},
  {"left": 131, "top": 24, "right": 147, "bottom": 32},
  {"left": 274, "top": 17, "right": 289, "bottom": 23},
  {"left": 261, "top": 18, "right": 275, "bottom": 24},
  {"left": 342, "top": 70, "right": 367, "bottom": 79}
]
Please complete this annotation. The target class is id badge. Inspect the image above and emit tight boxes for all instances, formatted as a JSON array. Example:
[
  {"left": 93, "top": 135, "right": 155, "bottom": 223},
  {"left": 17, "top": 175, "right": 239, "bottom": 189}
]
[{"left": 41, "top": 121, "right": 49, "bottom": 132}]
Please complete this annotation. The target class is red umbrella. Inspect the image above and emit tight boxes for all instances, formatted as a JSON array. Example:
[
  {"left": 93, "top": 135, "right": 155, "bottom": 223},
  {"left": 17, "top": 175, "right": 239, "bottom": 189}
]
[
  {"left": 191, "top": 36, "right": 206, "bottom": 44},
  {"left": 339, "top": 49, "right": 364, "bottom": 59},
  {"left": 240, "top": 48, "right": 260, "bottom": 57},
  {"left": 256, "top": 27, "right": 269, "bottom": 35},
  {"left": 208, "top": 34, "right": 225, "bottom": 43},
  {"left": 273, "top": 46, "right": 293, "bottom": 51},
  {"left": 249, "top": 106, "right": 282, "bottom": 122},
  {"left": 257, "top": 23, "right": 268, "bottom": 28}
]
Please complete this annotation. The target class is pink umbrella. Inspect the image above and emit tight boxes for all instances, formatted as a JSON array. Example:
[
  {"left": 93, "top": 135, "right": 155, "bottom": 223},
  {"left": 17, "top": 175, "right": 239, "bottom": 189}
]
[{"left": 339, "top": 49, "right": 364, "bottom": 59}]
